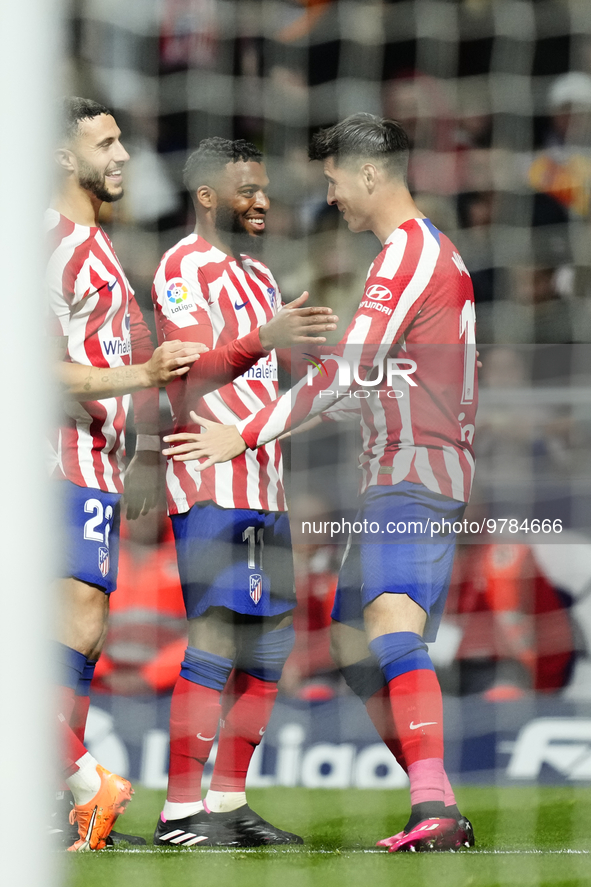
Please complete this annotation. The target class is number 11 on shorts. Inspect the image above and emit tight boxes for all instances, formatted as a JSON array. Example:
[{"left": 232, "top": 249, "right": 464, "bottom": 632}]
[{"left": 243, "top": 526, "right": 264, "bottom": 570}]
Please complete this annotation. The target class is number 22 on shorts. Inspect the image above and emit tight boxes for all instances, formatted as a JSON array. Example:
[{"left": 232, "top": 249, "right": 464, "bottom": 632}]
[{"left": 83, "top": 498, "right": 114, "bottom": 548}]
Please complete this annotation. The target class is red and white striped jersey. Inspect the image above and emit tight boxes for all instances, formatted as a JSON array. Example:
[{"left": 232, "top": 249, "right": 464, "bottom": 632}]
[
  {"left": 152, "top": 232, "right": 286, "bottom": 514},
  {"left": 238, "top": 218, "right": 478, "bottom": 503},
  {"left": 46, "top": 209, "right": 156, "bottom": 494}
]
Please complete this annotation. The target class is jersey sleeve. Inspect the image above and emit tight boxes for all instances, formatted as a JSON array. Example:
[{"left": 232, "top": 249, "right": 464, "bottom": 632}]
[
  {"left": 153, "top": 266, "right": 269, "bottom": 402},
  {"left": 236, "top": 222, "right": 440, "bottom": 448},
  {"left": 46, "top": 240, "right": 81, "bottom": 340},
  {"left": 320, "top": 398, "right": 362, "bottom": 423},
  {"left": 46, "top": 278, "right": 71, "bottom": 338}
]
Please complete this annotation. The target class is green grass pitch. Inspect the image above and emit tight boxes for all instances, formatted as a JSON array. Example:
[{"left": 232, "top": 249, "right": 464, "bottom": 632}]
[{"left": 65, "top": 786, "right": 591, "bottom": 887}]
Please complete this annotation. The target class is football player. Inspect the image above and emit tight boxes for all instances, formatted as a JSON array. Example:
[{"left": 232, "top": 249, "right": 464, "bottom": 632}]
[
  {"left": 151, "top": 137, "right": 338, "bottom": 847},
  {"left": 162, "top": 115, "right": 478, "bottom": 852},
  {"left": 48, "top": 96, "right": 205, "bottom": 850}
]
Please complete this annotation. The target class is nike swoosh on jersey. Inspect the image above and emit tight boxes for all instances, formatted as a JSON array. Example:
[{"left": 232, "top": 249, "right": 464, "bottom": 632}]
[
  {"left": 409, "top": 721, "right": 438, "bottom": 730},
  {"left": 84, "top": 279, "right": 117, "bottom": 298},
  {"left": 234, "top": 299, "right": 249, "bottom": 309},
  {"left": 196, "top": 733, "right": 217, "bottom": 741}
]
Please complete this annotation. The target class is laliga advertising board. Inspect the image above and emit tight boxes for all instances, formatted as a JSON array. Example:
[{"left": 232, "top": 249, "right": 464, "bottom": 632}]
[{"left": 87, "top": 693, "right": 591, "bottom": 789}]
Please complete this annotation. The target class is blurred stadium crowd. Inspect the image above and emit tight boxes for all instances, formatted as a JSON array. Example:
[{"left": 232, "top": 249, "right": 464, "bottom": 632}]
[{"left": 62, "top": 0, "right": 591, "bottom": 704}]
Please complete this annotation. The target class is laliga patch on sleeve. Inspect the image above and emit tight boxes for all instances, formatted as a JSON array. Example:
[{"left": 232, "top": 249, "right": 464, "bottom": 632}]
[{"left": 163, "top": 278, "right": 198, "bottom": 317}]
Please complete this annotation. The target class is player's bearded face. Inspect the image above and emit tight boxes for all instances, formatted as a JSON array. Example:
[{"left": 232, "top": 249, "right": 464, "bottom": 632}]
[
  {"left": 215, "top": 201, "right": 253, "bottom": 237},
  {"left": 77, "top": 156, "right": 125, "bottom": 203},
  {"left": 214, "top": 161, "right": 270, "bottom": 252},
  {"left": 70, "top": 114, "right": 129, "bottom": 204}
]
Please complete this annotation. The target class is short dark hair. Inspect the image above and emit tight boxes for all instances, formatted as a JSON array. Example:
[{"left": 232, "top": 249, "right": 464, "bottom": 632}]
[
  {"left": 183, "top": 137, "right": 264, "bottom": 194},
  {"left": 309, "top": 113, "right": 410, "bottom": 180},
  {"left": 60, "top": 96, "right": 113, "bottom": 143}
]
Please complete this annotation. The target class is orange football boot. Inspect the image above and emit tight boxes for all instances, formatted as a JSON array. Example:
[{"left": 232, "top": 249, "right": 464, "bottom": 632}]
[{"left": 67, "top": 765, "right": 133, "bottom": 851}]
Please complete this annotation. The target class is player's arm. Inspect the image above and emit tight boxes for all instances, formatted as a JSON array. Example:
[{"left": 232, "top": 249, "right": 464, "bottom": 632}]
[
  {"left": 184, "top": 289, "right": 339, "bottom": 395},
  {"left": 278, "top": 415, "right": 323, "bottom": 439},
  {"left": 267, "top": 283, "right": 339, "bottom": 379},
  {"left": 278, "top": 389, "right": 362, "bottom": 439},
  {"left": 154, "top": 270, "right": 261, "bottom": 399},
  {"left": 161, "top": 307, "right": 393, "bottom": 467},
  {"left": 54, "top": 336, "right": 206, "bottom": 401},
  {"left": 259, "top": 291, "right": 338, "bottom": 350},
  {"left": 158, "top": 281, "right": 337, "bottom": 400},
  {"left": 162, "top": 229, "right": 428, "bottom": 466},
  {"left": 48, "top": 243, "right": 205, "bottom": 401}
]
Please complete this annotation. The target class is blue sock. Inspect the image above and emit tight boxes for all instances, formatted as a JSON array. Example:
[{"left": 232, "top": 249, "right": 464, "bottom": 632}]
[
  {"left": 239, "top": 625, "right": 295, "bottom": 683},
  {"left": 77, "top": 659, "right": 97, "bottom": 696},
  {"left": 54, "top": 642, "right": 87, "bottom": 691},
  {"left": 180, "top": 647, "right": 233, "bottom": 692},
  {"left": 368, "top": 631, "right": 434, "bottom": 683},
  {"left": 340, "top": 656, "right": 386, "bottom": 703}
]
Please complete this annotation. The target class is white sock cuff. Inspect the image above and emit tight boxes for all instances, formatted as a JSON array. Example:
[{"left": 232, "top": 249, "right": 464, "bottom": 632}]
[
  {"left": 205, "top": 790, "right": 247, "bottom": 813},
  {"left": 66, "top": 753, "right": 101, "bottom": 806},
  {"left": 162, "top": 800, "right": 204, "bottom": 821},
  {"left": 75, "top": 752, "right": 98, "bottom": 774}
]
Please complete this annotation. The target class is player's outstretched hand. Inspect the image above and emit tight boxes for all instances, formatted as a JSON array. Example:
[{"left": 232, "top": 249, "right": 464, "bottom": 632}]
[
  {"left": 162, "top": 411, "right": 247, "bottom": 469},
  {"left": 259, "top": 291, "right": 338, "bottom": 349},
  {"left": 145, "top": 340, "right": 208, "bottom": 387}
]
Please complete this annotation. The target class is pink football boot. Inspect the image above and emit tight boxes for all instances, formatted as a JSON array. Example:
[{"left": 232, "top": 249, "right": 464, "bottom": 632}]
[{"left": 379, "top": 817, "right": 470, "bottom": 852}]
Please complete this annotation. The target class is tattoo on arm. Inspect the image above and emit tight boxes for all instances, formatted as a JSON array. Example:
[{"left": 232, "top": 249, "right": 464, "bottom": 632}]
[{"left": 64, "top": 361, "right": 146, "bottom": 400}]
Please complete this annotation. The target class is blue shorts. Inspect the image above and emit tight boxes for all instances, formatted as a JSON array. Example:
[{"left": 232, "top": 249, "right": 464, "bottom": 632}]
[
  {"left": 171, "top": 503, "right": 296, "bottom": 620},
  {"left": 332, "top": 482, "right": 465, "bottom": 642},
  {"left": 59, "top": 480, "right": 121, "bottom": 594}
]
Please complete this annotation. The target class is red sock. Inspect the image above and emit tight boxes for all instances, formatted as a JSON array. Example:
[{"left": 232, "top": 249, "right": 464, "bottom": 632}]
[
  {"left": 385, "top": 669, "right": 445, "bottom": 806},
  {"left": 365, "top": 685, "right": 407, "bottom": 770},
  {"left": 209, "top": 671, "right": 278, "bottom": 793},
  {"left": 55, "top": 686, "right": 87, "bottom": 779},
  {"left": 58, "top": 715, "right": 88, "bottom": 779},
  {"left": 365, "top": 684, "right": 457, "bottom": 806},
  {"left": 70, "top": 695, "right": 91, "bottom": 745},
  {"left": 167, "top": 676, "right": 222, "bottom": 803},
  {"left": 58, "top": 686, "right": 77, "bottom": 725}
]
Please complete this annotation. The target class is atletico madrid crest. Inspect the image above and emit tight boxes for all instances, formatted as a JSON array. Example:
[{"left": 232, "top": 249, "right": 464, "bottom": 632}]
[
  {"left": 98, "top": 546, "right": 110, "bottom": 578},
  {"left": 250, "top": 573, "right": 262, "bottom": 604}
]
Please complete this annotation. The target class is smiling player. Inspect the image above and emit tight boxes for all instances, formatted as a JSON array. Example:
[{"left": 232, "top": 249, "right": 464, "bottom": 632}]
[
  {"left": 162, "top": 115, "right": 478, "bottom": 853},
  {"left": 48, "top": 97, "right": 205, "bottom": 851},
  {"left": 151, "top": 137, "right": 338, "bottom": 847}
]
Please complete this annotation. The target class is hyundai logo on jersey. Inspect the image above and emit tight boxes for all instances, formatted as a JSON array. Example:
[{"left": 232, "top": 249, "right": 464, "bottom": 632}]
[
  {"left": 250, "top": 574, "right": 262, "bottom": 604},
  {"left": 365, "top": 284, "right": 392, "bottom": 301}
]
